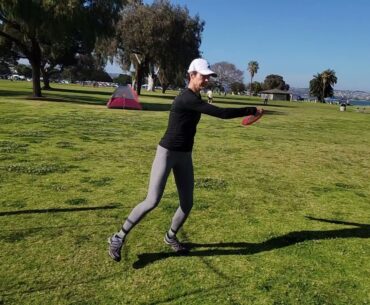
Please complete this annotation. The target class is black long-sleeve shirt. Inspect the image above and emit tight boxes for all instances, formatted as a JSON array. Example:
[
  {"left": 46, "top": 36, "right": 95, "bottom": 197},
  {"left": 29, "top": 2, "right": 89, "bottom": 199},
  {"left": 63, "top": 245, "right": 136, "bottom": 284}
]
[{"left": 159, "top": 88, "right": 257, "bottom": 152}]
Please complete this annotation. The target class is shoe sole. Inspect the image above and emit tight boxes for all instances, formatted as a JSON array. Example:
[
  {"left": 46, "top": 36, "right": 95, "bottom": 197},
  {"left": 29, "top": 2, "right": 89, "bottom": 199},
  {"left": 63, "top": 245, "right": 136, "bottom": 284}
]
[{"left": 107, "top": 237, "right": 121, "bottom": 262}]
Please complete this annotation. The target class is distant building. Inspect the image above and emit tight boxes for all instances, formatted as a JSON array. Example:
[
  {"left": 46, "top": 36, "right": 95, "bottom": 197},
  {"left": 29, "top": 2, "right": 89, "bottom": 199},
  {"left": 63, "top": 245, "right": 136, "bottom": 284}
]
[{"left": 261, "top": 88, "right": 292, "bottom": 101}]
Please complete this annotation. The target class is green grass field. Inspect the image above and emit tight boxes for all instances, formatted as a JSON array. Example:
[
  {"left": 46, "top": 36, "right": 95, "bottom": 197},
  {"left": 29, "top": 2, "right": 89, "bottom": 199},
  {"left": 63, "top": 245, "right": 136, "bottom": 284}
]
[{"left": 0, "top": 80, "right": 369, "bottom": 305}]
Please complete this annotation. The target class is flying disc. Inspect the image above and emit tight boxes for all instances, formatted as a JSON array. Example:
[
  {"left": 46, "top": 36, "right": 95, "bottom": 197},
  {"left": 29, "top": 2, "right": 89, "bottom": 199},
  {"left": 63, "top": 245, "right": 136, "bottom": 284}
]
[{"left": 242, "top": 109, "right": 264, "bottom": 126}]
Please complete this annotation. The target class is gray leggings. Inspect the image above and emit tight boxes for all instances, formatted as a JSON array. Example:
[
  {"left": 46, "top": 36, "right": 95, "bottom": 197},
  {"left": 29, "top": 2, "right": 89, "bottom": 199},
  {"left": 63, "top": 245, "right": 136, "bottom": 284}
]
[{"left": 122, "top": 145, "right": 194, "bottom": 234}]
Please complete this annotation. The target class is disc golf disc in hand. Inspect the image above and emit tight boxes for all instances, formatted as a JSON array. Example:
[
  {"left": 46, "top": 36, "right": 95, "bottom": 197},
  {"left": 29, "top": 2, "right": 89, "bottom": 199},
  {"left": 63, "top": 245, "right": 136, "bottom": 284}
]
[{"left": 242, "top": 109, "right": 264, "bottom": 126}]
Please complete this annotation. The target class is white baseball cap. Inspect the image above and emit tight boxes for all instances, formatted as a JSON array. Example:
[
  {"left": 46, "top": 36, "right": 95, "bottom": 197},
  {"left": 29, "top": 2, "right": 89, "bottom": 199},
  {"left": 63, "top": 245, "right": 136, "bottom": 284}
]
[{"left": 187, "top": 58, "right": 217, "bottom": 77}]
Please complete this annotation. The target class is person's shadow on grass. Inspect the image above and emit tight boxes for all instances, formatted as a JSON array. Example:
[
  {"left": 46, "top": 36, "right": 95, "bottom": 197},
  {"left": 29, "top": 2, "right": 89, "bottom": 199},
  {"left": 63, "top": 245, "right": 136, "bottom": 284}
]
[{"left": 132, "top": 217, "right": 370, "bottom": 269}]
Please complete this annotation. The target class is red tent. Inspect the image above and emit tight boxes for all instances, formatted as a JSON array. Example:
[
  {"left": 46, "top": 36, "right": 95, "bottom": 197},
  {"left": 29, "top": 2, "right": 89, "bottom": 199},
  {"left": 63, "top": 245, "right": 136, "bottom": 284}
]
[{"left": 107, "top": 85, "right": 142, "bottom": 110}]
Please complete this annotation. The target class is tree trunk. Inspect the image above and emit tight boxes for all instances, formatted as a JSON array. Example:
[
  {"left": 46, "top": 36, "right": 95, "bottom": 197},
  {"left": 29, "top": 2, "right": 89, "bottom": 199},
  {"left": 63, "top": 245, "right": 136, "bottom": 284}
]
[
  {"left": 250, "top": 75, "right": 253, "bottom": 96},
  {"left": 29, "top": 39, "right": 42, "bottom": 97},
  {"left": 322, "top": 80, "right": 326, "bottom": 102},
  {"left": 41, "top": 67, "right": 51, "bottom": 90},
  {"left": 147, "top": 73, "right": 155, "bottom": 91},
  {"left": 30, "top": 60, "right": 42, "bottom": 97},
  {"left": 136, "top": 64, "right": 143, "bottom": 95},
  {"left": 162, "top": 84, "right": 168, "bottom": 94}
]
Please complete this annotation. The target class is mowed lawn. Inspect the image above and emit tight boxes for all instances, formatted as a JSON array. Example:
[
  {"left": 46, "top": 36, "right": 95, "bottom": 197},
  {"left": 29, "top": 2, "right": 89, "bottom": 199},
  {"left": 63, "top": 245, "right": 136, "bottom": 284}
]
[{"left": 0, "top": 80, "right": 369, "bottom": 305}]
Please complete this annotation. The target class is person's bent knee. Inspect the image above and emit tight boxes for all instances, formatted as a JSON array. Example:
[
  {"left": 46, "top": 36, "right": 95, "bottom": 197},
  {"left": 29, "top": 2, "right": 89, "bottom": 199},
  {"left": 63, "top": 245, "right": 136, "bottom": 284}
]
[
  {"left": 180, "top": 202, "right": 193, "bottom": 214},
  {"left": 144, "top": 197, "right": 161, "bottom": 211}
]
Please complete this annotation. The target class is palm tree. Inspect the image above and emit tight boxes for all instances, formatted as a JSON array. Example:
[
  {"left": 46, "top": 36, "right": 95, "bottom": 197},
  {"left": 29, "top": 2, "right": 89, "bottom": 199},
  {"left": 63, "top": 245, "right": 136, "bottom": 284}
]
[
  {"left": 248, "top": 60, "right": 259, "bottom": 95},
  {"left": 321, "top": 69, "right": 337, "bottom": 102},
  {"left": 309, "top": 69, "right": 338, "bottom": 102},
  {"left": 309, "top": 73, "right": 323, "bottom": 101}
]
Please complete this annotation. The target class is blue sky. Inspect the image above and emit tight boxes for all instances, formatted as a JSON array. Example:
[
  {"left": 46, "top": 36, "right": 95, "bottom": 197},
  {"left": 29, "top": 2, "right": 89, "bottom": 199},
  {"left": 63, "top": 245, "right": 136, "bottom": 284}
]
[{"left": 106, "top": 0, "right": 370, "bottom": 91}]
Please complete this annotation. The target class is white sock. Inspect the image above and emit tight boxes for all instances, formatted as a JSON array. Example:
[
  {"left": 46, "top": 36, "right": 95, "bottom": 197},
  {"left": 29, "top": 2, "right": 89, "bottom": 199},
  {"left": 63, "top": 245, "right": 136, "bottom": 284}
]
[
  {"left": 167, "top": 228, "right": 176, "bottom": 239},
  {"left": 116, "top": 229, "right": 127, "bottom": 239}
]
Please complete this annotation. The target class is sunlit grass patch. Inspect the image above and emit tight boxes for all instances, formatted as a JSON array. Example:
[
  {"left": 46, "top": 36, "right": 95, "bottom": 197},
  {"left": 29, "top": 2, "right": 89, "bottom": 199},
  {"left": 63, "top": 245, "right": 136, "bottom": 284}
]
[
  {"left": 65, "top": 198, "right": 88, "bottom": 205},
  {"left": 45, "top": 182, "right": 70, "bottom": 192},
  {"left": 0, "top": 81, "right": 369, "bottom": 305},
  {"left": 0, "top": 199, "right": 27, "bottom": 209}
]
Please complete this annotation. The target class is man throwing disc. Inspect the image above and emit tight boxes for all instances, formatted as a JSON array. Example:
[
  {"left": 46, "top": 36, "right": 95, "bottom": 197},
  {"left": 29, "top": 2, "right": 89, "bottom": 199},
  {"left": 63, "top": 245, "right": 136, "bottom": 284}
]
[{"left": 108, "top": 58, "right": 263, "bottom": 262}]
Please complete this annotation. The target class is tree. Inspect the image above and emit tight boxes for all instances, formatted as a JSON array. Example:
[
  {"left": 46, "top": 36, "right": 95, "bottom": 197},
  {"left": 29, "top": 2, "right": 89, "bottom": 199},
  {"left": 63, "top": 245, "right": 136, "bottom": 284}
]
[
  {"left": 321, "top": 69, "right": 337, "bottom": 102},
  {"left": 309, "top": 73, "right": 323, "bottom": 101},
  {"left": 114, "top": 0, "right": 203, "bottom": 95},
  {"left": 247, "top": 61, "right": 259, "bottom": 95},
  {"left": 248, "top": 81, "right": 263, "bottom": 95},
  {"left": 113, "top": 74, "right": 132, "bottom": 86},
  {"left": 15, "top": 64, "right": 32, "bottom": 78},
  {"left": 40, "top": 38, "right": 83, "bottom": 89},
  {"left": 263, "top": 74, "right": 289, "bottom": 90},
  {"left": 230, "top": 82, "right": 245, "bottom": 95},
  {"left": 0, "top": 1, "right": 124, "bottom": 97},
  {"left": 0, "top": 62, "right": 11, "bottom": 77},
  {"left": 61, "top": 54, "right": 112, "bottom": 83},
  {"left": 309, "top": 69, "right": 337, "bottom": 102},
  {"left": 152, "top": 0, "right": 204, "bottom": 93},
  {"left": 114, "top": 3, "right": 156, "bottom": 95},
  {"left": 210, "top": 62, "right": 243, "bottom": 92},
  {"left": 0, "top": 39, "right": 19, "bottom": 76}
]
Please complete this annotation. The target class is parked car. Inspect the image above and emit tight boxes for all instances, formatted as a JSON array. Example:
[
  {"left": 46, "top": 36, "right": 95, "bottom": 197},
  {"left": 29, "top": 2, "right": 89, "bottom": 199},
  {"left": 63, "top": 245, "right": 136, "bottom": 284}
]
[{"left": 8, "top": 74, "right": 25, "bottom": 80}]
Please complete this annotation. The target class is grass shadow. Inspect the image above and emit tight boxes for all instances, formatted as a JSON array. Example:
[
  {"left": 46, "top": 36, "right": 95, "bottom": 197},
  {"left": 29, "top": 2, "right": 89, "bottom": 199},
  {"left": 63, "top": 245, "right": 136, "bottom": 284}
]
[
  {"left": 0, "top": 271, "right": 126, "bottom": 297},
  {"left": 215, "top": 99, "right": 296, "bottom": 108},
  {"left": 26, "top": 95, "right": 107, "bottom": 106},
  {"left": 133, "top": 217, "right": 370, "bottom": 269},
  {"left": 0, "top": 89, "right": 31, "bottom": 97},
  {"left": 45, "top": 87, "right": 113, "bottom": 96},
  {"left": 141, "top": 92, "right": 178, "bottom": 100},
  {"left": 141, "top": 102, "right": 172, "bottom": 111},
  {"left": 0, "top": 204, "right": 120, "bottom": 216},
  {"left": 260, "top": 109, "right": 286, "bottom": 115},
  {"left": 27, "top": 94, "right": 172, "bottom": 111}
]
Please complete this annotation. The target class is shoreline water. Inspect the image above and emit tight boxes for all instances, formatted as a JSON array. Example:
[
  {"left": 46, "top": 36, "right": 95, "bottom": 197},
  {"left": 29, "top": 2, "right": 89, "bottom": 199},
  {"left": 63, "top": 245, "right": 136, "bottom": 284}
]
[{"left": 348, "top": 100, "right": 370, "bottom": 107}]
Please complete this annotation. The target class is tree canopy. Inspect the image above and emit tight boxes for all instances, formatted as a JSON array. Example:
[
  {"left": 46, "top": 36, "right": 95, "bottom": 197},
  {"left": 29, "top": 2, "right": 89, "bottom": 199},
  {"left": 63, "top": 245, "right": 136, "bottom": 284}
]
[
  {"left": 61, "top": 53, "right": 112, "bottom": 83},
  {"left": 210, "top": 62, "right": 243, "bottom": 92},
  {"left": 0, "top": 0, "right": 124, "bottom": 97},
  {"left": 247, "top": 60, "right": 259, "bottom": 95},
  {"left": 0, "top": 40, "right": 19, "bottom": 76},
  {"left": 230, "top": 82, "right": 246, "bottom": 95},
  {"left": 114, "top": 0, "right": 204, "bottom": 94},
  {"left": 309, "top": 69, "right": 337, "bottom": 102},
  {"left": 263, "top": 74, "right": 289, "bottom": 90}
]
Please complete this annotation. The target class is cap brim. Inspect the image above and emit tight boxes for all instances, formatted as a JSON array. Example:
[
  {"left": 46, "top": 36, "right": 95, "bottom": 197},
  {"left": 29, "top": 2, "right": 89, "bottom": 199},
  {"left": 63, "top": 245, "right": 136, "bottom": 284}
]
[{"left": 199, "top": 69, "right": 217, "bottom": 77}]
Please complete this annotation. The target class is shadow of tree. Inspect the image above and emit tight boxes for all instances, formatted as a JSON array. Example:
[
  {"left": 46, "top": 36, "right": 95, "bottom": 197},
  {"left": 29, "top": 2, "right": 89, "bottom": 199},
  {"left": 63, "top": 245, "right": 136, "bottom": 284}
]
[
  {"left": 0, "top": 204, "right": 120, "bottom": 216},
  {"left": 0, "top": 89, "right": 31, "bottom": 97},
  {"left": 0, "top": 270, "right": 125, "bottom": 297},
  {"left": 1, "top": 86, "right": 293, "bottom": 114},
  {"left": 133, "top": 217, "right": 370, "bottom": 269},
  {"left": 44, "top": 87, "right": 113, "bottom": 96},
  {"left": 26, "top": 95, "right": 107, "bottom": 105},
  {"left": 141, "top": 92, "right": 178, "bottom": 100},
  {"left": 141, "top": 102, "right": 172, "bottom": 111},
  {"left": 214, "top": 99, "right": 296, "bottom": 108}
]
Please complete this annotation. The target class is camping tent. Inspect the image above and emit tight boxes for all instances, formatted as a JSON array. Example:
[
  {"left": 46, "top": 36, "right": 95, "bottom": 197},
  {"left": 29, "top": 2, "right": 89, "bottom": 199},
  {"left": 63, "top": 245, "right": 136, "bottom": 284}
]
[{"left": 107, "top": 85, "right": 142, "bottom": 110}]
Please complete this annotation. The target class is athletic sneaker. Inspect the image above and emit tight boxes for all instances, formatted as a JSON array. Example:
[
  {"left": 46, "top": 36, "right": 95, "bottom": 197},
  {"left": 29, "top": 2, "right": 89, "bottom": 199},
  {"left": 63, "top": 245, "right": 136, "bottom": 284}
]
[
  {"left": 164, "top": 233, "right": 189, "bottom": 253},
  {"left": 108, "top": 234, "right": 124, "bottom": 262}
]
